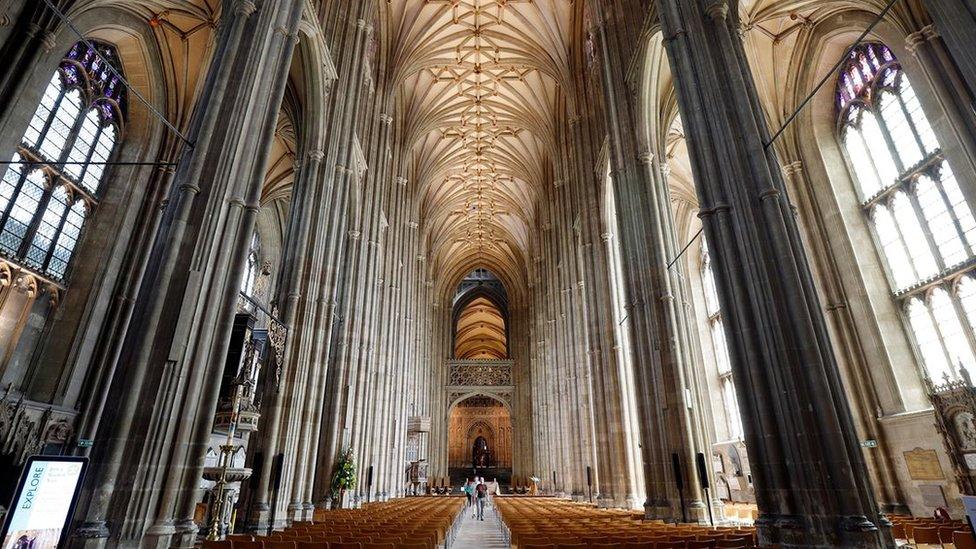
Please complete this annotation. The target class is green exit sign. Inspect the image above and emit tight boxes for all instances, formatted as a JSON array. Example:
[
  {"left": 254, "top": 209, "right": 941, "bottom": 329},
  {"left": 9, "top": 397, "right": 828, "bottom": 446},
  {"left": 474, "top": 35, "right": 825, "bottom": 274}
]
[
  {"left": 77, "top": 439, "right": 94, "bottom": 448},
  {"left": 860, "top": 440, "right": 878, "bottom": 448}
]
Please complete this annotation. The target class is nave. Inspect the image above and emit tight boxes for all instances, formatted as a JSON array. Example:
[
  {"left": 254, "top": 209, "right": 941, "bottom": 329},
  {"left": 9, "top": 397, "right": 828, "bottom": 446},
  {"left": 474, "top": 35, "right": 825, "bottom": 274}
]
[{"left": 3, "top": 0, "right": 976, "bottom": 548}]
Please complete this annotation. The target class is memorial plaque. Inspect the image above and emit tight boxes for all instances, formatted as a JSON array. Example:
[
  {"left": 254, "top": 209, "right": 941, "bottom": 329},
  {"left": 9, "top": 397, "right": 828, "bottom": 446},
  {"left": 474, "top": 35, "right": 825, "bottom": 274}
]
[
  {"left": 905, "top": 448, "right": 945, "bottom": 481},
  {"left": 919, "top": 484, "right": 948, "bottom": 508}
]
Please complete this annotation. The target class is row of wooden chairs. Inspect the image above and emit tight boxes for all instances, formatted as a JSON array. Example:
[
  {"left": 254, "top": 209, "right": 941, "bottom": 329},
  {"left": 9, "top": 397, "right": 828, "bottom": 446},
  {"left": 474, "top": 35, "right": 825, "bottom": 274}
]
[
  {"left": 889, "top": 514, "right": 975, "bottom": 548},
  {"left": 510, "top": 476, "right": 534, "bottom": 494},
  {"left": 719, "top": 503, "right": 757, "bottom": 526},
  {"left": 496, "top": 497, "right": 757, "bottom": 549},
  {"left": 203, "top": 497, "right": 464, "bottom": 549},
  {"left": 425, "top": 477, "right": 452, "bottom": 495}
]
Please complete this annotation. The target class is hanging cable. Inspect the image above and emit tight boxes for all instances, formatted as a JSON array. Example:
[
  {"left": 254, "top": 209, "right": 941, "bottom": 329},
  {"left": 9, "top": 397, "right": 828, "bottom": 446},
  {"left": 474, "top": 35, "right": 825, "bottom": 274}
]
[
  {"left": 39, "top": 0, "right": 195, "bottom": 148},
  {"left": 667, "top": 227, "right": 704, "bottom": 270},
  {"left": 764, "top": 0, "right": 900, "bottom": 149}
]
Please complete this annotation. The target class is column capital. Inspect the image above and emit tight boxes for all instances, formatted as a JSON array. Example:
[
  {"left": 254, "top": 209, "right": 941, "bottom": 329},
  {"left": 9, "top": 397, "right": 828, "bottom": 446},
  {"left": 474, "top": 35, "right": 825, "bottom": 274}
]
[
  {"left": 704, "top": 0, "right": 730, "bottom": 21},
  {"left": 905, "top": 30, "right": 927, "bottom": 55},
  {"left": 306, "top": 149, "right": 326, "bottom": 163},
  {"left": 40, "top": 30, "right": 57, "bottom": 52},
  {"left": 234, "top": 0, "right": 257, "bottom": 17},
  {"left": 781, "top": 160, "right": 803, "bottom": 177}
]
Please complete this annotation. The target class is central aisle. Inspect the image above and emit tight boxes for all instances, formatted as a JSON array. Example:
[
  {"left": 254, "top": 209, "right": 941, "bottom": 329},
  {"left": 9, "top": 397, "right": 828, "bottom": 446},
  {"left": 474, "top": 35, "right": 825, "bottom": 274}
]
[{"left": 452, "top": 499, "right": 509, "bottom": 548}]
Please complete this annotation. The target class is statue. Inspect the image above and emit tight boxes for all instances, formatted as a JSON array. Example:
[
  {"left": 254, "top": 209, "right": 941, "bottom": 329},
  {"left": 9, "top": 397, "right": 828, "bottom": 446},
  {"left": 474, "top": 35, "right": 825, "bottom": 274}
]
[{"left": 473, "top": 436, "right": 490, "bottom": 468}]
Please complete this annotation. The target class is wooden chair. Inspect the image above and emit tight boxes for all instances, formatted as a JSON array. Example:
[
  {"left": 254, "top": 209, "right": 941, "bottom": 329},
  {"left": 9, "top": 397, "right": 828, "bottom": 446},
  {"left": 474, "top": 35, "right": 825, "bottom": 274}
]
[
  {"left": 913, "top": 525, "right": 941, "bottom": 546},
  {"left": 330, "top": 543, "right": 363, "bottom": 549},
  {"left": 956, "top": 530, "right": 976, "bottom": 549},
  {"left": 687, "top": 541, "right": 717, "bottom": 549},
  {"left": 265, "top": 542, "right": 298, "bottom": 549},
  {"left": 228, "top": 535, "right": 256, "bottom": 543},
  {"left": 202, "top": 542, "right": 232, "bottom": 549},
  {"left": 296, "top": 542, "right": 329, "bottom": 549},
  {"left": 362, "top": 544, "right": 396, "bottom": 549},
  {"left": 940, "top": 525, "right": 960, "bottom": 544},
  {"left": 232, "top": 542, "right": 265, "bottom": 549},
  {"left": 715, "top": 541, "right": 748, "bottom": 549}
]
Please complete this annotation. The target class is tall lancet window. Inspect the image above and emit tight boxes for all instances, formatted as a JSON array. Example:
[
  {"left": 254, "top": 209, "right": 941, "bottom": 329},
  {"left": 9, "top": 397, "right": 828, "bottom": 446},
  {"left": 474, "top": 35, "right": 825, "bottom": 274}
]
[
  {"left": 0, "top": 41, "right": 126, "bottom": 283},
  {"left": 241, "top": 232, "right": 260, "bottom": 297},
  {"left": 701, "top": 239, "right": 742, "bottom": 440},
  {"left": 837, "top": 42, "right": 976, "bottom": 383}
]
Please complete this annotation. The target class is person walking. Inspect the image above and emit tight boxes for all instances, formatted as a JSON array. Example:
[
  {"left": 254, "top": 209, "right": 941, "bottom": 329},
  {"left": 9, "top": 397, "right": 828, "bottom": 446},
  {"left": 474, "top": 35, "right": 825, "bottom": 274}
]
[
  {"left": 463, "top": 478, "right": 474, "bottom": 508},
  {"left": 475, "top": 477, "right": 488, "bottom": 521}
]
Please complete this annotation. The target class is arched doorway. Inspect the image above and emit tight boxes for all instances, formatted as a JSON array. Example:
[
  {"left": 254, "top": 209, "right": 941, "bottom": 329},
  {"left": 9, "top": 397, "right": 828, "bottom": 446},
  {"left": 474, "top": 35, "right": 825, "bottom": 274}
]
[{"left": 448, "top": 395, "right": 512, "bottom": 486}]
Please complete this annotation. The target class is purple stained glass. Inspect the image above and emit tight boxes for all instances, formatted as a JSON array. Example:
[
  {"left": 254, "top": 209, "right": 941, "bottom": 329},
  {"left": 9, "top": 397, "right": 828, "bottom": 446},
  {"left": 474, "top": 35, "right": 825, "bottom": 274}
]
[
  {"left": 837, "top": 43, "right": 902, "bottom": 114},
  {"left": 60, "top": 64, "right": 80, "bottom": 86},
  {"left": 57, "top": 41, "right": 127, "bottom": 122},
  {"left": 97, "top": 101, "right": 115, "bottom": 124},
  {"left": 868, "top": 46, "right": 880, "bottom": 70}
]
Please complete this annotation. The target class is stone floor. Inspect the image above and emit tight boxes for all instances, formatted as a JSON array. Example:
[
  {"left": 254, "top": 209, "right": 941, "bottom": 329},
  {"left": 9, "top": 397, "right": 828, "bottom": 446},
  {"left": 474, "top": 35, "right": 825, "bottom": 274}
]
[{"left": 452, "top": 499, "right": 509, "bottom": 548}]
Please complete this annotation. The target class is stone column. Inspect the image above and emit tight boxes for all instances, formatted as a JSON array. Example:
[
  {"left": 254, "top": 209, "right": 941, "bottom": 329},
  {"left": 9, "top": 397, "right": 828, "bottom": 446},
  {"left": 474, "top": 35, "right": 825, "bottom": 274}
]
[
  {"left": 75, "top": 1, "right": 297, "bottom": 544},
  {"left": 655, "top": 0, "right": 889, "bottom": 545},
  {"left": 904, "top": 25, "right": 976, "bottom": 203},
  {"left": 922, "top": 0, "right": 976, "bottom": 103},
  {"left": 592, "top": 1, "right": 708, "bottom": 520},
  {"left": 780, "top": 160, "right": 908, "bottom": 515}
]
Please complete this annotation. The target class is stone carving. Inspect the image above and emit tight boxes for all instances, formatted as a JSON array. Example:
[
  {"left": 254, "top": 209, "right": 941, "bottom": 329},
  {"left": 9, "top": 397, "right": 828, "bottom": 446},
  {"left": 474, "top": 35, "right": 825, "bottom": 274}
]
[
  {"left": 448, "top": 360, "right": 514, "bottom": 387},
  {"left": 955, "top": 412, "right": 976, "bottom": 450},
  {"left": 0, "top": 389, "right": 77, "bottom": 465},
  {"left": 927, "top": 373, "right": 976, "bottom": 494}
]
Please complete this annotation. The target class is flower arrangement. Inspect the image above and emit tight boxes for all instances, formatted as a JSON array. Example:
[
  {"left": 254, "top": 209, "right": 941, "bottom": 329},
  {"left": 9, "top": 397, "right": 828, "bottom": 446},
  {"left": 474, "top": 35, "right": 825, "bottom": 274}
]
[{"left": 329, "top": 448, "right": 357, "bottom": 508}]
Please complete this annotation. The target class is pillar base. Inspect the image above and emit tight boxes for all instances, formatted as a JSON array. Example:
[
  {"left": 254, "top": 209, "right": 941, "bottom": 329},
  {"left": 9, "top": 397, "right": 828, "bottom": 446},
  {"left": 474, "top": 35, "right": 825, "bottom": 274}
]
[
  {"left": 71, "top": 521, "right": 109, "bottom": 549},
  {"left": 757, "top": 513, "right": 888, "bottom": 548},
  {"left": 141, "top": 520, "right": 176, "bottom": 549},
  {"left": 169, "top": 520, "right": 200, "bottom": 549},
  {"left": 246, "top": 503, "right": 271, "bottom": 534}
]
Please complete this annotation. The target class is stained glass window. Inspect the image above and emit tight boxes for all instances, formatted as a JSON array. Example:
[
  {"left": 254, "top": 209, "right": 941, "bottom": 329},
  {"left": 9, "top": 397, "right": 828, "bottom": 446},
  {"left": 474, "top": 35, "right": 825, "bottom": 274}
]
[
  {"left": 838, "top": 43, "right": 976, "bottom": 382},
  {"left": 0, "top": 40, "right": 126, "bottom": 283},
  {"left": 701, "top": 239, "right": 743, "bottom": 440}
]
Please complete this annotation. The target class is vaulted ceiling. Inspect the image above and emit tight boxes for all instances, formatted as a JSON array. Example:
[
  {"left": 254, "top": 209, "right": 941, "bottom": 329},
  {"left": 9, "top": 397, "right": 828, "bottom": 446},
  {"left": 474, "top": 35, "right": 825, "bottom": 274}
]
[
  {"left": 454, "top": 296, "right": 508, "bottom": 359},
  {"left": 380, "top": 0, "right": 575, "bottom": 290}
]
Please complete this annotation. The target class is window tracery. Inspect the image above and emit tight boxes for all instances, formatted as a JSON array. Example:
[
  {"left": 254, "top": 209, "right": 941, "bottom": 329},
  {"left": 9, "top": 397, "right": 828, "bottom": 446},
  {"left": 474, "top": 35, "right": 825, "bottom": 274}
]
[
  {"left": 0, "top": 40, "right": 126, "bottom": 283},
  {"left": 837, "top": 42, "right": 976, "bottom": 382}
]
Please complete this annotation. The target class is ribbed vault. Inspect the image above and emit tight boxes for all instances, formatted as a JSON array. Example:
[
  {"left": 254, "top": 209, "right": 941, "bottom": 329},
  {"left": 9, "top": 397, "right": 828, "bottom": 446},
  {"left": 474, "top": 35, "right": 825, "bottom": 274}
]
[
  {"left": 454, "top": 296, "right": 508, "bottom": 359},
  {"left": 381, "top": 0, "right": 574, "bottom": 285}
]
